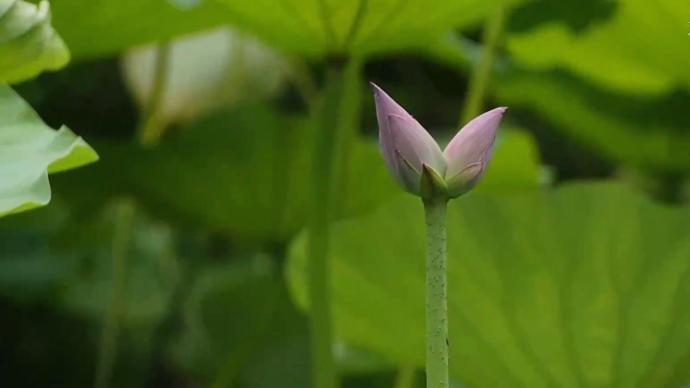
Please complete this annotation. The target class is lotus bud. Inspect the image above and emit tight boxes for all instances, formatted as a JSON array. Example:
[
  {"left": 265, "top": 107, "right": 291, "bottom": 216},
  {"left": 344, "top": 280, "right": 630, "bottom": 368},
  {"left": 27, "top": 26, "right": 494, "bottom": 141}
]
[
  {"left": 443, "top": 107, "right": 506, "bottom": 197},
  {"left": 371, "top": 83, "right": 507, "bottom": 200},
  {"left": 371, "top": 83, "right": 446, "bottom": 196}
]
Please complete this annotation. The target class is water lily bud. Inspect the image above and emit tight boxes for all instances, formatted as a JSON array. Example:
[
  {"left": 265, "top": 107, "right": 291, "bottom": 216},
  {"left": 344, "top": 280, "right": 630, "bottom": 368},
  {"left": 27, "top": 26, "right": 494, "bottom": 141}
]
[
  {"left": 443, "top": 107, "right": 507, "bottom": 198},
  {"left": 371, "top": 83, "right": 446, "bottom": 196}
]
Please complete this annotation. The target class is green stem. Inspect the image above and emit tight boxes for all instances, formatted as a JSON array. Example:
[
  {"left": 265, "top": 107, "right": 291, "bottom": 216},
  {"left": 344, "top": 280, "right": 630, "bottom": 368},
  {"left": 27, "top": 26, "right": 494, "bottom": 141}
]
[
  {"left": 394, "top": 365, "right": 417, "bottom": 388},
  {"left": 138, "top": 42, "right": 171, "bottom": 146},
  {"left": 423, "top": 199, "right": 449, "bottom": 388},
  {"left": 307, "top": 59, "right": 360, "bottom": 388},
  {"left": 460, "top": 4, "right": 507, "bottom": 124},
  {"left": 94, "top": 201, "right": 135, "bottom": 388}
]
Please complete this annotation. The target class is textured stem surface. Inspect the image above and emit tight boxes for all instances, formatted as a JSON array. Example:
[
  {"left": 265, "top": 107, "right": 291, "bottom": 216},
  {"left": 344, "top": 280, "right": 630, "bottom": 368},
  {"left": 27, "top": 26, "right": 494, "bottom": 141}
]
[{"left": 424, "top": 199, "right": 449, "bottom": 388}]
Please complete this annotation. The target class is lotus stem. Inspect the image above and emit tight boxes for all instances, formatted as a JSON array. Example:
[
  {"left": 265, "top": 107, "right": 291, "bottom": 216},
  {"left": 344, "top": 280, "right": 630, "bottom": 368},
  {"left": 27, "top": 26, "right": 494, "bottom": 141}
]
[{"left": 423, "top": 198, "right": 449, "bottom": 388}]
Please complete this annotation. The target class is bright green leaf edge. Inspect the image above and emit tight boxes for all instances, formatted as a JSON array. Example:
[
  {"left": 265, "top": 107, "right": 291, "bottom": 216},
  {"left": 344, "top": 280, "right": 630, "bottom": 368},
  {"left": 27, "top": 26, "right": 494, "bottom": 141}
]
[{"left": 0, "top": 85, "right": 98, "bottom": 218}]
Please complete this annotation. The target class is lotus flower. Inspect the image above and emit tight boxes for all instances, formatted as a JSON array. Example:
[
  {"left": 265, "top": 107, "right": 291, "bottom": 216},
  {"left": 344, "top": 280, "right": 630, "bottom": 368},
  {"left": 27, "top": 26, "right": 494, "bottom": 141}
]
[{"left": 371, "top": 83, "right": 506, "bottom": 199}]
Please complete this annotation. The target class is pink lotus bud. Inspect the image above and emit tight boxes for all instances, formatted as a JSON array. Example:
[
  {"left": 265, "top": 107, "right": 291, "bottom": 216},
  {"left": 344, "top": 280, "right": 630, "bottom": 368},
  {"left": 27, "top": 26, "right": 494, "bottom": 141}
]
[
  {"left": 371, "top": 83, "right": 446, "bottom": 196},
  {"left": 443, "top": 107, "right": 507, "bottom": 197},
  {"left": 371, "top": 83, "right": 506, "bottom": 199}
]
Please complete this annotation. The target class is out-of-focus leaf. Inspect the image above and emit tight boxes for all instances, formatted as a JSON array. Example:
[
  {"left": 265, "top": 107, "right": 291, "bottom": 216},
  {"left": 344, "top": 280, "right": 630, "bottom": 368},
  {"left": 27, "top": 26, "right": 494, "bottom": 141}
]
[
  {"left": 120, "top": 106, "right": 312, "bottom": 242},
  {"left": 52, "top": 0, "right": 531, "bottom": 59},
  {"left": 122, "top": 27, "right": 288, "bottom": 128},
  {"left": 58, "top": 202, "right": 179, "bottom": 327},
  {"left": 214, "top": 0, "right": 526, "bottom": 56},
  {"left": 50, "top": 0, "right": 232, "bottom": 60},
  {"left": 287, "top": 182, "right": 690, "bottom": 388},
  {"left": 495, "top": 69, "right": 690, "bottom": 173},
  {"left": 0, "top": 0, "right": 69, "bottom": 83},
  {"left": 172, "top": 256, "right": 310, "bottom": 388},
  {"left": 506, "top": 0, "right": 690, "bottom": 94},
  {"left": 0, "top": 200, "right": 179, "bottom": 387},
  {"left": 0, "top": 85, "right": 98, "bottom": 218},
  {"left": 0, "top": 199, "right": 178, "bottom": 327},
  {"left": 508, "top": 0, "right": 617, "bottom": 34},
  {"left": 0, "top": 200, "right": 73, "bottom": 302}
]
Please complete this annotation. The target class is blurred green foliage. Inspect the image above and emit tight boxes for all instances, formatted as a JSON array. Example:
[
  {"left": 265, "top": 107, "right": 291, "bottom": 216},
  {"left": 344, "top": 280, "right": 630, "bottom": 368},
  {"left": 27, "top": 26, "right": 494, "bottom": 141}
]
[
  {"left": 495, "top": 69, "right": 690, "bottom": 173},
  {"left": 507, "top": 0, "right": 690, "bottom": 95},
  {"left": 2, "top": 0, "right": 690, "bottom": 387}
]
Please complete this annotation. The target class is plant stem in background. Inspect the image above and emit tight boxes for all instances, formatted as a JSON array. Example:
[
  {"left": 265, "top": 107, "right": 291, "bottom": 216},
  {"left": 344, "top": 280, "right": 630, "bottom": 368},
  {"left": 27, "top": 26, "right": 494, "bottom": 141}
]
[
  {"left": 460, "top": 4, "right": 507, "bottom": 124},
  {"left": 307, "top": 58, "right": 361, "bottom": 388},
  {"left": 423, "top": 199, "right": 449, "bottom": 388},
  {"left": 94, "top": 201, "right": 135, "bottom": 388},
  {"left": 138, "top": 42, "right": 171, "bottom": 146}
]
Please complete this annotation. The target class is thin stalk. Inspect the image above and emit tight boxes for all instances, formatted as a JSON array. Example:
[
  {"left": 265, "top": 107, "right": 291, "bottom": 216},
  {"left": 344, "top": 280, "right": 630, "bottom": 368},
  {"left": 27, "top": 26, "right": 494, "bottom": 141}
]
[
  {"left": 460, "top": 5, "right": 508, "bottom": 124},
  {"left": 423, "top": 199, "right": 449, "bottom": 388},
  {"left": 138, "top": 42, "right": 171, "bottom": 146},
  {"left": 394, "top": 365, "right": 417, "bottom": 388},
  {"left": 94, "top": 201, "right": 135, "bottom": 388},
  {"left": 307, "top": 59, "right": 361, "bottom": 388}
]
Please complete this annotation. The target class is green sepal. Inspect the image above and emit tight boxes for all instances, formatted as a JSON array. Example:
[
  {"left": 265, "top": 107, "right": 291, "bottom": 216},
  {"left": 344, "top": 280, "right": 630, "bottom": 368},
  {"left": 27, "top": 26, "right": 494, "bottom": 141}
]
[{"left": 420, "top": 164, "right": 448, "bottom": 201}]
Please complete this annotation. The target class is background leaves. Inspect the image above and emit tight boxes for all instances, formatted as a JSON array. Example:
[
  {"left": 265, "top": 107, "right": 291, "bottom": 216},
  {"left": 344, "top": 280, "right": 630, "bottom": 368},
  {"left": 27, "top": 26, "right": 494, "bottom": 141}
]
[
  {"left": 50, "top": 0, "right": 527, "bottom": 59},
  {"left": 287, "top": 183, "right": 690, "bottom": 387},
  {"left": 495, "top": 69, "right": 690, "bottom": 173},
  {"left": 50, "top": 0, "right": 231, "bottom": 60},
  {"left": 4, "top": 0, "right": 690, "bottom": 386},
  {"left": 506, "top": 0, "right": 690, "bottom": 95},
  {"left": 53, "top": 104, "right": 541, "bottom": 243}
]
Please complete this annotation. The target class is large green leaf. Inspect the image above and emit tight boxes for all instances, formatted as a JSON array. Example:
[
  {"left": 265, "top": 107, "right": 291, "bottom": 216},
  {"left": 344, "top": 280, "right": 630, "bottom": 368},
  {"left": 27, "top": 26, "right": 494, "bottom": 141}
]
[
  {"left": 50, "top": 0, "right": 232, "bottom": 60},
  {"left": 0, "top": 85, "right": 98, "bottom": 218},
  {"left": 287, "top": 182, "right": 690, "bottom": 387},
  {"left": 0, "top": 0, "right": 69, "bottom": 83},
  {"left": 51, "top": 0, "right": 526, "bottom": 60},
  {"left": 172, "top": 257, "right": 310, "bottom": 387},
  {"left": 506, "top": 0, "right": 690, "bottom": 94},
  {"left": 215, "top": 0, "right": 525, "bottom": 56},
  {"left": 495, "top": 69, "right": 690, "bottom": 173}
]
